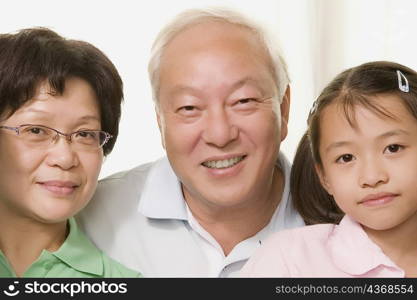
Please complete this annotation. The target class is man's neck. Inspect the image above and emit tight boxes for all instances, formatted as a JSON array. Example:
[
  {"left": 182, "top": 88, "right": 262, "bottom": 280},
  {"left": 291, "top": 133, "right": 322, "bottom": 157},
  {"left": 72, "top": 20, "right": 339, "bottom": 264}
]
[{"left": 184, "top": 166, "right": 284, "bottom": 256}]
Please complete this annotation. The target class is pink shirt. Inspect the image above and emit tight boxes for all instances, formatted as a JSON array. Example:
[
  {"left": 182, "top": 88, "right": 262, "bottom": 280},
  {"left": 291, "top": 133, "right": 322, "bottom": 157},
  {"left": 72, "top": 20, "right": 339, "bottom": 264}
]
[{"left": 240, "top": 215, "right": 405, "bottom": 277}]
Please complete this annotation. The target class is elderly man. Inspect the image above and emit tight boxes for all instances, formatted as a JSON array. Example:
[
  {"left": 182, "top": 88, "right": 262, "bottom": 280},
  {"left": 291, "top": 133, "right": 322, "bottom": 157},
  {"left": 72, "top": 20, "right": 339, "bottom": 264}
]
[{"left": 77, "top": 7, "right": 304, "bottom": 277}]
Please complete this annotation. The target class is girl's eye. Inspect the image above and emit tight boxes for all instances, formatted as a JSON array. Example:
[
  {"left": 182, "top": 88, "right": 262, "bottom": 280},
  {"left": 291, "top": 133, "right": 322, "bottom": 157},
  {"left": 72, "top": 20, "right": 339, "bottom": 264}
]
[
  {"left": 384, "top": 144, "right": 403, "bottom": 154},
  {"left": 336, "top": 154, "right": 354, "bottom": 164}
]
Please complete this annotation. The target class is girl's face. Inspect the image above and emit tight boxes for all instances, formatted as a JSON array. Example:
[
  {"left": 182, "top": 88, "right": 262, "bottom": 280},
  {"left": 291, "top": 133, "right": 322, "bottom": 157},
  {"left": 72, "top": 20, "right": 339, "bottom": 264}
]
[
  {"left": 316, "top": 94, "right": 417, "bottom": 231},
  {"left": 0, "top": 77, "right": 103, "bottom": 224}
]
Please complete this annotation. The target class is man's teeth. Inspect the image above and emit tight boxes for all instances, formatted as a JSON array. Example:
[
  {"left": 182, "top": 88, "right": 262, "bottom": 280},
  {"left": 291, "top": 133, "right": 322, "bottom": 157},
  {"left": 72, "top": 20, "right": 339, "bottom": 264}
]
[{"left": 203, "top": 156, "right": 244, "bottom": 169}]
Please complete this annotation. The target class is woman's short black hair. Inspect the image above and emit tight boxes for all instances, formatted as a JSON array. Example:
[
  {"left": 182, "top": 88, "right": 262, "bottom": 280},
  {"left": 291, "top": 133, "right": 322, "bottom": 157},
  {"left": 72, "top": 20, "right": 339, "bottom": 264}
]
[{"left": 0, "top": 27, "right": 123, "bottom": 155}]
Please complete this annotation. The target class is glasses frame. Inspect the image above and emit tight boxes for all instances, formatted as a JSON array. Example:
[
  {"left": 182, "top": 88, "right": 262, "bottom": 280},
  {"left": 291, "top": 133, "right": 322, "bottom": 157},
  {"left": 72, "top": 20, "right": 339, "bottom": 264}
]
[{"left": 0, "top": 124, "right": 113, "bottom": 149}]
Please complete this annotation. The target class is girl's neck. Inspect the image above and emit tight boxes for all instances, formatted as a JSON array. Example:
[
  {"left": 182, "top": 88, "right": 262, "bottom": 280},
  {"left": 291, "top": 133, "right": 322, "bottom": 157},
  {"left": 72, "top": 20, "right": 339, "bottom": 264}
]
[
  {"left": 363, "top": 212, "right": 417, "bottom": 277},
  {"left": 0, "top": 211, "right": 68, "bottom": 277}
]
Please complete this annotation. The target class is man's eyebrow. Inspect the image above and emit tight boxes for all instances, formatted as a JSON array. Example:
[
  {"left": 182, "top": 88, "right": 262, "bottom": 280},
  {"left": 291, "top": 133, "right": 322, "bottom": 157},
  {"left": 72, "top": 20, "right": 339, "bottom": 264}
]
[
  {"left": 170, "top": 77, "right": 267, "bottom": 96},
  {"left": 230, "top": 77, "right": 267, "bottom": 91},
  {"left": 169, "top": 85, "right": 199, "bottom": 96}
]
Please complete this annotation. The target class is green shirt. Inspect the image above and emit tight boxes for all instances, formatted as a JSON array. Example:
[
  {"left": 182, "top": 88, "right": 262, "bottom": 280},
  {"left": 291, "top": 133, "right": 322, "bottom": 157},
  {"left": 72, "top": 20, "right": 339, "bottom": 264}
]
[{"left": 0, "top": 218, "right": 141, "bottom": 278}]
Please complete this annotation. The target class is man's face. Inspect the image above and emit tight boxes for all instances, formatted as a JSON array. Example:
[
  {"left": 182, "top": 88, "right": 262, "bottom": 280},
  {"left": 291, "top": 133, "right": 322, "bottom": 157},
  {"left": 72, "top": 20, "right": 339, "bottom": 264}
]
[{"left": 157, "top": 21, "right": 289, "bottom": 209}]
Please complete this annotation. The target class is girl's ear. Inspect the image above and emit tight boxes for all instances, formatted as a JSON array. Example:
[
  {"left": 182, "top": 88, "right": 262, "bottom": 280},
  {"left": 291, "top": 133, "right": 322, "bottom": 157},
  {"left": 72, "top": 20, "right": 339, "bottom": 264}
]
[{"left": 315, "top": 164, "right": 333, "bottom": 195}]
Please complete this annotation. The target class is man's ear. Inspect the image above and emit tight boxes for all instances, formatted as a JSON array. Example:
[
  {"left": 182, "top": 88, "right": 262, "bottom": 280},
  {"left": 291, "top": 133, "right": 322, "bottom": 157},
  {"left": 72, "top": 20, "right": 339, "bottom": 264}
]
[
  {"left": 280, "top": 85, "right": 290, "bottom": 142},
  {"left": 315, "top": 163, "right": 333, "bottom": 195},
  {"left": 156, "top": 107, "right": 166, "bottom": 149}
]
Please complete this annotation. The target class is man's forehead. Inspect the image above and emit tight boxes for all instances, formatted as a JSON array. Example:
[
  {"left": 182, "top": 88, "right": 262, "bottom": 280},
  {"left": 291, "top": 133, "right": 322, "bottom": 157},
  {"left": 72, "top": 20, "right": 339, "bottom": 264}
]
[
  {"left": 166, "top": 20, "right": 258, "bottom": 50},
  {"left": 169, "top": 77, "right": 270, "bottom": 95}
]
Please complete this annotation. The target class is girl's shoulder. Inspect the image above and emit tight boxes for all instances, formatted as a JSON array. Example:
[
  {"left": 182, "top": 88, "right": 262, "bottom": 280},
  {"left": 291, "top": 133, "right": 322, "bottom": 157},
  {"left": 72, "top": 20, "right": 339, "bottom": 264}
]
[
  {"left": 256, "top": 223, "right": 338, "bottom": 265},
  {"left": 241, "top": 223, "right": 339, "bottom": 277},
  {"left": 265, "top": 223, "right": 337, "bottom": 248}
]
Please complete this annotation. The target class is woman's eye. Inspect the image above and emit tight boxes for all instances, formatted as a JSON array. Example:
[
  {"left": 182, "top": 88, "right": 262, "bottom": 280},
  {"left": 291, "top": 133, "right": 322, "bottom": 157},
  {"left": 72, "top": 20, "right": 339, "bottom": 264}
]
[
  {"left": 76, "top": 131, "right": 97, "bottom": 139},
  {"left": 30, "top": 127, "right": 42, "bottom": 134},
  {"left": 336, "top": 154, "right": 354, "bottom": 164},
  {"left": 26, "top": 126, "right": 47, "bottom": 135},
  {"left": 384, "top": 144, "right": 403, "bottom": 154}
]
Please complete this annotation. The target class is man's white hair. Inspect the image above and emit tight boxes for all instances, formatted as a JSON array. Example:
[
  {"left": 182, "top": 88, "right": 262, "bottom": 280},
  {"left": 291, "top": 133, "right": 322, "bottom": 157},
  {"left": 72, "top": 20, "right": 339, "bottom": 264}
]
[{"left": 148, "top": 7, "right": 290, "bottom": 114}]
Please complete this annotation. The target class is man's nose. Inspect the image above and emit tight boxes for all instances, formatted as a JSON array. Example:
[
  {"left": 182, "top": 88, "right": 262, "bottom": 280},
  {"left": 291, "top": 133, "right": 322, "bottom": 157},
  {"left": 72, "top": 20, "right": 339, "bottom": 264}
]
[
  {"left": 202, "top": 108, "right": 238, "bottom": 148},
  {"left": 358, "top": 157, "right": 388, "bottom": 188}
]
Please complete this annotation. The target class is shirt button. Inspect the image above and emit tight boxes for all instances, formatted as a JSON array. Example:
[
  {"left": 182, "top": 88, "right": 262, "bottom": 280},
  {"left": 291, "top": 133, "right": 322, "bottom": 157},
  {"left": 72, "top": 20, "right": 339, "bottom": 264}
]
[{"left": 44, "top": 262, "right": 54, "bottom": 270}]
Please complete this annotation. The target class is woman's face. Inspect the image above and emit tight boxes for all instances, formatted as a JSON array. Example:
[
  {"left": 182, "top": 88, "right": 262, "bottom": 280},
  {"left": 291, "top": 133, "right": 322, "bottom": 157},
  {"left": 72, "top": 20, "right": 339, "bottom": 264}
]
[{"left": 0, "top": 77, "right": 103, "bottom": 224}]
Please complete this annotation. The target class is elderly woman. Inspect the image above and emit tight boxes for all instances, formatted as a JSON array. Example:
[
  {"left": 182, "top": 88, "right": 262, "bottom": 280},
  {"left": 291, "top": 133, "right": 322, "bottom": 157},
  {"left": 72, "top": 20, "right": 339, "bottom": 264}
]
[{"left": 0, "top": 28, "right": 139, "bottom": 277}]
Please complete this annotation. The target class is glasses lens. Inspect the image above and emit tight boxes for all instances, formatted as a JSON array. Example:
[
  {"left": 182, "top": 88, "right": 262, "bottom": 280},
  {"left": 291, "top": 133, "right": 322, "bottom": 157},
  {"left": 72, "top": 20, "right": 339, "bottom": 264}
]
[
  {"left": 19, "top": 125, "right": 54, "bottom": 144},
  {"left": 72, "top": 131, "right": 109, "bottom": 148}
]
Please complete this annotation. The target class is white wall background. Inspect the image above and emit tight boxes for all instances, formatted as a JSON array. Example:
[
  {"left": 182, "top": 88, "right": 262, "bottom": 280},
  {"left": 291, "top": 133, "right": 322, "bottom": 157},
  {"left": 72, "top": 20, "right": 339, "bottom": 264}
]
[{"left": 2, "top": 0, "right": 417, "bottom": 179}]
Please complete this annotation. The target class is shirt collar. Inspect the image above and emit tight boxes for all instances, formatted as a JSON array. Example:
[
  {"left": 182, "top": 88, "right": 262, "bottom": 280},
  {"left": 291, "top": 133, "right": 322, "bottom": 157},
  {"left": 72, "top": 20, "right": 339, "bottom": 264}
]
[
  {"left": 138, "top": 156, "right": 187, "bottom": 219},
  {"left": 51, "top": 217, "right": 104, "bottom": 276},
  {"left": 138, "top": 152, "right": 301, "bottom": 227},
  {"left": 327, "top": 215, "right": 401, "bottom": 276}
]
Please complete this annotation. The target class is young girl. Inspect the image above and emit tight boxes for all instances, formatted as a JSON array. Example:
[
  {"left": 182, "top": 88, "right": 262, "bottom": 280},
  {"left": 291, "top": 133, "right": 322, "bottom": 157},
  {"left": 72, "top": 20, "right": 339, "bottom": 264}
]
[{"left": 240, "top": 61, "right": 417, "bottom": 277}]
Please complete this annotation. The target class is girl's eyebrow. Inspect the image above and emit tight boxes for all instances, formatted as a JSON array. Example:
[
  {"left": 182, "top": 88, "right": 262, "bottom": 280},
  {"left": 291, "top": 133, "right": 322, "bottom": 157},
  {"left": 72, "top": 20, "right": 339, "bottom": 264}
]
[
  {"left": 324, "top": 141, "right": 352, "bottom": 154},
  {"left": 325, "top": 129, "right": 411, "bottom": 153},
  {"left": 377, "top": 129, "right": 410, "bottom": 140}
]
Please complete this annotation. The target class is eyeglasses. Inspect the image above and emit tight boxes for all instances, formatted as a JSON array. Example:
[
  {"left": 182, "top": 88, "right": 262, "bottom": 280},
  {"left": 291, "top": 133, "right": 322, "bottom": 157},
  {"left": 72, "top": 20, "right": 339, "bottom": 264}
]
[{"left": 0, "top": 124, "right": 112, "bottom": 151}]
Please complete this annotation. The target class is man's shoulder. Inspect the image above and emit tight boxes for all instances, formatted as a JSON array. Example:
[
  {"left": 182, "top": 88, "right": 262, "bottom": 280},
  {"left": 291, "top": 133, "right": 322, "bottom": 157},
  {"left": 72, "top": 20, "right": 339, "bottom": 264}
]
[
  {"left": 94, "top": 158, "right": 165, "bottom": 198},
  {"left": 79, "top": 158, "right": 165, "bottom": 218},
  {"left": 99, "top": 160, "right": 156, "bottom": 186},
  {"left": 101, "top": 252, "right": 142, "bottom": 278}
]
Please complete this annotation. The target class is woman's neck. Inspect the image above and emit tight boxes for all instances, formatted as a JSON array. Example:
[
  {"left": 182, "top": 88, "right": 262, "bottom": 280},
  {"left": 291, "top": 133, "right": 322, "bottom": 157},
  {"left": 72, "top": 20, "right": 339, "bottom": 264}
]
[{"left": 0, "top": 212, "right": 68, "bottom": 277}]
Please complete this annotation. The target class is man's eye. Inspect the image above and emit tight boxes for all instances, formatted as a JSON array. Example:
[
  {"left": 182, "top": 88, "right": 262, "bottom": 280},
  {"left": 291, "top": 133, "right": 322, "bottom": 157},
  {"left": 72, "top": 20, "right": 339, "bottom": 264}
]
[
  {"left": 177, "top": 105, "right": 200, "bottom": 117},
  {"left": 237, "top": 98, "right": 256, "bottom": 105},
  {"left": 336, "top": 154, "right": 354, "bottom": 164},
  {"left": 181, "top": 106, "right": 195, "bottom": 111}
]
